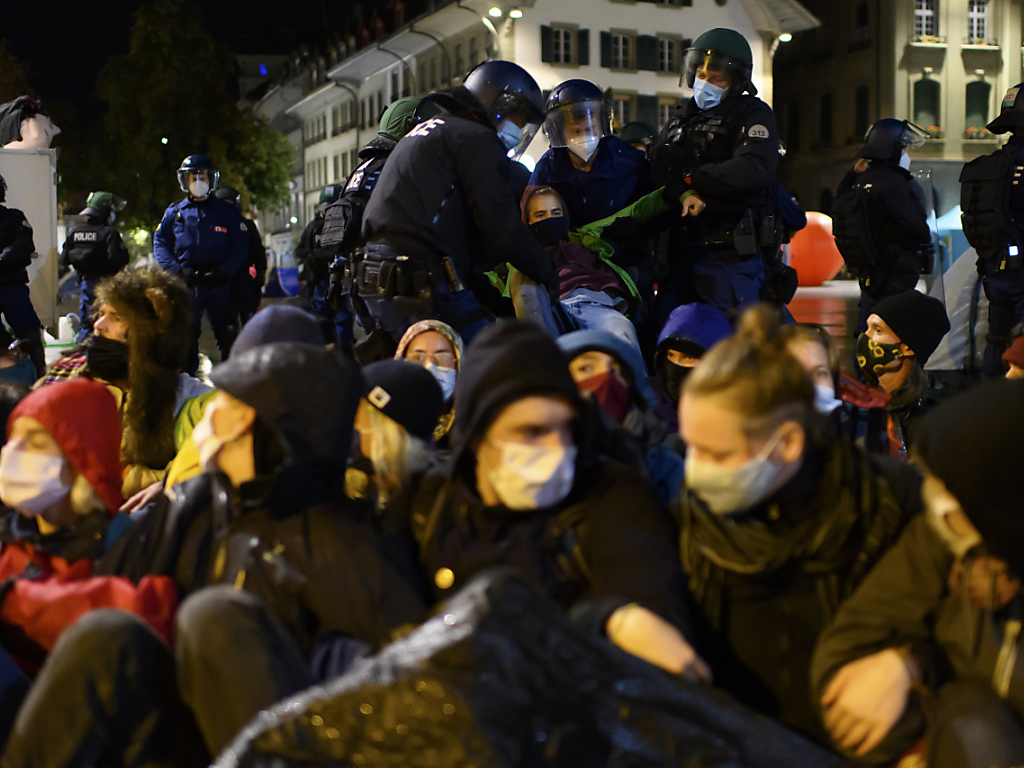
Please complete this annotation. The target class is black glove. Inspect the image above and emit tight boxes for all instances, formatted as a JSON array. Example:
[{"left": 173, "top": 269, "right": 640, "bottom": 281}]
[{"left": 180, "top": 267, "right": 198, "bottom": 287}]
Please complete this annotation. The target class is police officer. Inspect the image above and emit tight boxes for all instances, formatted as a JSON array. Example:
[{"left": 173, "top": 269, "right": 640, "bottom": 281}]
[
  {"left": 530, "top": 80, "right": 651, "bottom": 227},
  {"left": 960, "top": 84, "right": 1024, "bottom": 377},
  {"left": 213, "top": 185, "right": 267, "bottom": 325},
  {"left": 60, "top": 191, "right": 130, "bottom": 340},
  {"left": 651, "top": 28, "right": 780, "bottom": 323},
  {"left": 296, "top": 184, "right": 342, "bottom": 298},
  {"left": 832, "top": 119, "right": 933, "bottom": 335},
  {"left": 0, "top": 173, "right": 45, "bottom": 377},
  {"left": 359, "top": 61, "right": 554, "bottom": 345},
  {"left": 153, "top": 155, "right": 247, "bottom": 374},
  {"left": 619, "top": 121, "right": 657, "bottom": 159}
]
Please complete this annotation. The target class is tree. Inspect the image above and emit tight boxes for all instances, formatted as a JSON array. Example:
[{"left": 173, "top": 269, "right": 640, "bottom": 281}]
[
  {"left": 94, "top": 0, "right": 291, "bottom": 229},
  {"left": 0, "top": 40, "right": 33, "bottom": 104}
]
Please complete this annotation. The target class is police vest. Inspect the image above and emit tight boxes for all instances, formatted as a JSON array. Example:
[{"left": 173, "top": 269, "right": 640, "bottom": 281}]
[
  {"left": 65, "top": 223, "right": 110, "bottom": 273},
  {"left": 319, "top": 154, "right": 389, "bottom": 255},
  {"left": 960, "top": 149, "right": 1023, "bottom": 264},
  {"left": 831, "top": 182, "right": 880, "bottom": 278}
]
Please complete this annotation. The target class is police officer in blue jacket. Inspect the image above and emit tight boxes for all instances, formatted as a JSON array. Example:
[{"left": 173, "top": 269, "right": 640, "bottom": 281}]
[
  {"left": 153, "top": 155, "right": 247, "bottom": 374},
  {"left": 0, "top": 173, "right": 45, "bottom": 377},
  {"left": 60, "top": 191, "right": 130, "bottom": 340},
  {"left": 530, "top": 80, "right": 651, "bottom": 228}
]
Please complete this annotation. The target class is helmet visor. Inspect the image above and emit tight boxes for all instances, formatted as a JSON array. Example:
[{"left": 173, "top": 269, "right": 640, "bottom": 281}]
[
  {"left": 177, "top": 168, "right": 220, "bottom": 193},
  {"left": 542, "top": 99, "right": 612, "bottom": 149},
  {"left": 900, "top": 122, "right": 929, "bottom": 151},
  {"left": 680, "top": 49, "right": 750, "bottom": 97},
  {"left": 490, "top": 91, "right": 542, "bottom": 160}
]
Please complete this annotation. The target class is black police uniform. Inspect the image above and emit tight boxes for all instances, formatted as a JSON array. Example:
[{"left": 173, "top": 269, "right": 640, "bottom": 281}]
[
  {"left": 835, "top": 162, "right": 932, "bottom": 334},
  {"left": 651, "top": 94, "right": 779, "bottom": 323},
  {"left": 360, "top": 112, "right": 554, "bottom": 345},
  {"left": 233, "top": 216, "right": 266, "bottom": 325},
  {"left": 60, "top": 213, "right": 130, "bottom": 340},
  {"left": 0, "top": 205, "right": 44, "bottom": 375},
  {"left": 961, "top": 134, "right": 1024, "bottom": 376}
]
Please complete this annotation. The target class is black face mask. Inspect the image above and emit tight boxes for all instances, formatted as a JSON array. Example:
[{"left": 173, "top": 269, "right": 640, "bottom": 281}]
[
  {"left": 529, "top": 216, "right": 569, "bottom": 247},
  {"left": 85, "top": 334, "right": 130, "bottom": 382},
  {"left": 663, "top": 363, "right": 693, "bottom": 403}
]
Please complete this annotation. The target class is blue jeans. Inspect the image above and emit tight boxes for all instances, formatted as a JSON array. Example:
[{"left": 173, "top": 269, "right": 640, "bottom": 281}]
[
  {"left": 560, "top": 288, "right": 641, "bottom": 351},
  {"left": 77, "top": 278, "right": 102, "bottom": 342},
  {"left": 185, "top": 283, "right": 238, "bottom": 375}
]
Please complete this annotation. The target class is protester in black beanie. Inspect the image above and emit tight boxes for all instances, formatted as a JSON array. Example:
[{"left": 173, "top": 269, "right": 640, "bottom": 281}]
[{"left": 871, "top": 289, "right": 950, "bottom": 366}]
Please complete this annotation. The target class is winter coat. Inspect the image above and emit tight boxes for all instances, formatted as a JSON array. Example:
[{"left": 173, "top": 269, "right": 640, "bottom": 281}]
[{"left": 676, "top": 434, "right": 921, "bottom": 739}]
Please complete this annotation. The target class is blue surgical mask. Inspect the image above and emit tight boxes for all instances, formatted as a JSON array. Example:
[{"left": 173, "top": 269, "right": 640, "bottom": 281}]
[
  {"left": 693, "top": 78, "right": 726, "bottom": 111},
  {"left": 685, "top": 430, "right": 786, "bottom": 515},
  {"left": 898, "top": 151, "right": 911, "bottom": 171},
  {"left": 496, "top": 120, "right": 524, "bottom": 151},
  {"left": 814, "top": 383, "right": 842, "bottom": 414},
  {"left": 424, "top": 362, "right": 457, "bottom": 401}
]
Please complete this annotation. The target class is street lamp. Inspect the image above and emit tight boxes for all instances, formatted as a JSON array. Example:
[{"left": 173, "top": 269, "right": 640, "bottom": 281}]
[
  {"left": 779, "top": 33, "right": 792, "bottom": 42},
  {"left": 509, "top": 8, "right": 522, "bottom": 18},
  {"left": 488, "top": 7, "right": 502, "bottom": 17}
]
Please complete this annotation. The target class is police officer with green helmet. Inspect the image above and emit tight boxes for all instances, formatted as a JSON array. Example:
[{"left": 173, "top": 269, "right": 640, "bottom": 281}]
[
  {"left": 961, "top": 83, "right": 1024, "bottom": 376},
  {"left": 651, "top": 28, "right": 780, "bottom": 324}
]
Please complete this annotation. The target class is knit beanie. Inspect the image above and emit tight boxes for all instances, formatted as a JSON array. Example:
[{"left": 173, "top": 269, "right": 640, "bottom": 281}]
[
  {"left": 1002, "top": 336, "right": 1024, "bottom": 371},
  {"left": 871, "top": 290, "right": 950, "bottom": 365},
  {"left": 9, "top": 379, "right": 123, "bottom": 513},
  {"left": 362, "top": 360, "right": 444, "bottom": 441},
  {"left": 453, "top": 321, "right": 582, "bottom": 449},
  {"left": 234, "top": 304, "right": 326, "bottom": 355},
  {"left": 914, "top": 379, "right": 1024, "bottom": 576}
]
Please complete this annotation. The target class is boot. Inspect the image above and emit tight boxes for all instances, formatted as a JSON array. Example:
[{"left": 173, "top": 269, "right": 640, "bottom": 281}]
[{"left": 18, "top": 330, "right": 46, "bottom": 379}]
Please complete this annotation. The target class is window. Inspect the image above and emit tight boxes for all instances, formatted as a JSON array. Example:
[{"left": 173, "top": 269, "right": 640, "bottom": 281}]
[
  {"left": 391, "top": 70, "right": 400, "bottom": 102},
  {"left": 851, "top": 1, "right": 870, "bottom": 47},
  {"left": 350, "top": 149, "right": 358, "bottom": 173},
  {"left": 914, "top": 0, "right": 938, "bottom": 39},
  {"left": 469, "top": 37, "right": 479, "bottom": 68},
  {"left": 966, "top": 80, "right": 992, "bottom": 130},
  {"left": 611, "top": 32, "right": 635, "bottom": 70},
  {"left": 855, "top": 84, "right": 870, "bottom": 139},
  {"left": 554, "top": 26, "right": 575, "bottom": 65},
  {"left": 430, "top": 58, "right": 438, "bottom": 90},
  {"left": 543, "top": 25, "right": 589, "bottom": 66},
  {"left": 417, "top": 62, "right": 427, "bottom": 95},
  {"left": 333, "top": 154, "right": 340, "bottom": 180},
  {"left": 967, "top": 0, "right": 988, "bottom": 42},
  {"left": 342, "top": 152, "right": 349, "bottom": 179},
  {"left": 657, "top": 36, "right": 679, "bottom": 73},
  {"left": 658, "top": 95, "right": 681, "bottom": 128},
  {"left": 360, "top": 100, "right": 367, "bottom": 131},
  {"left": 455, "top": 43, "right": 464, "bottom": 77},
  {"left": 913, "top": 77, "right": 940, "bottom": 131},
  {"left": 611, "top": 91, "right": 636, "bottom": 127}
]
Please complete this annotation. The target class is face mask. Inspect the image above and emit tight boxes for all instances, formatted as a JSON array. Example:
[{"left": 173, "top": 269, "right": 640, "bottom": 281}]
[
  {"left": 898, "top": 151, "right": 911, "bottom": 171},
  {"left": 814, "top": 383, "right": 842, "bottom": 414},
  {"left": 485, "top": 440, "right": 577, "bottom": 510},
  {"left": 108, "top": 212, "right": 116, "bottom": 224},
  {"left": 663, "top": 363, "right": 693, "bottom": 404},
  {"left": 496, "top": 120, "right": 524, "bottom": 151},
  {"left": 0, "top": 446, "right": 72, "bottom": 517},
  {"left": 926, "top": 497, "right": 982, "bottom": 560},
  {"left": 856, "top": 333, "right": 904, "bottom": 379},
  {"left": 191, "top": 402, "right": 247, "bottom": 472},
  {"left": 424, "top": 362, "right": 457, "bottom": 401},
  {"left": 685, "top": 430, "right": 786, "bottom": 516},
  {"left": 189, "top": 179, "right": 210, "bottom": 198},
  {"left": 693, "top": 78, "right": 726, "bottom": 110},
  {"left": 567, "top": 134, "right": 601, "bottom": 162},
  {"left": 85, "top": 334, "right": 130, "bottom": 382},
  {"left": 577, "top": 370, "right": 631, "bottom": 424},
  {"left": 529, "top": 216, "right": 569, "bottom": 247}
]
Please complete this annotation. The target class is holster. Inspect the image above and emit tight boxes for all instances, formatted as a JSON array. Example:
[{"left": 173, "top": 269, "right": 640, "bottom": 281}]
[{"left": 356, "top": 256, "right": 434, "bottom": 317}]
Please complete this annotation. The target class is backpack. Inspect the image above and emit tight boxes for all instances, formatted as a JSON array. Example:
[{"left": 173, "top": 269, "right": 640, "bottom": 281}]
[
  {"left": 830, "top": 181, "right": 879, "bottom": 279},
  {"left": 960, "top": 149, "right": 1021, "bottom": 265}
]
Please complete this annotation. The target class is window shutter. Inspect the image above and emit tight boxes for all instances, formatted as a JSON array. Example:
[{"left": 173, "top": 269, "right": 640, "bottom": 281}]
[
  {"left": 600, "top": 31, "right": 612, "bottom": 68},
  {"left": 578, "top": 29, "right": 590, "bottom": 66},
  {"left": 637, "top": 35, "right": 658, "bottom": 71},
  {"left": 541, "top": 25, "right": 553, "bottom": 63},
  {"left": 638, "top": 94, "right": 659, "bottom": 129}
]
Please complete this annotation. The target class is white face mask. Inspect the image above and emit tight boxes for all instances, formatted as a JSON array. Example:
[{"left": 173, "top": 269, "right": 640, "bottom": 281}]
[
  {"left": 685, "top": 430, "right": 786, "bottom": 516},
  {"left": 189, "top": 179, "right": 211, "bottom": 198},
  {"left": 191, "top": 402, "right": 245, "bottom": 472},
  {"left": 496, "top": 120, "right": 524, "bottom": 151},
  {"left": 0, "top": 446, "right": 72, "bottom": 517},
  {"left": 693, "top": 78, "right": 726, "bottom": 111},
  {"left": 814, "top": 383, "right": 842, "bottom": 414},
  {"left": 926, "top": 496, "right": 981, "bottom": 559},
  {"left": 567, "top": 134, "right": 601, "bottom": 162},
  {"left": 899, "top": 151, "right": 911, "bottom": 171},
  {"left": 424, "top": 363, "right": 457, "bottom": 401},
  {"left": 485, "top": 440, "right": 577, "bottom": 510}
]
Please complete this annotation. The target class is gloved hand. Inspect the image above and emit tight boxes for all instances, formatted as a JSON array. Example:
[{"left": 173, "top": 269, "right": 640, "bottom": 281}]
[
  {"left": 179, "top": 267, "right": 198, "bottom": 287},
  {"left": 821, "top": 647, "right": 918, "bottom": 756},
  {"left": 606, "top": 603, "right": 712, "bottom": 683}
]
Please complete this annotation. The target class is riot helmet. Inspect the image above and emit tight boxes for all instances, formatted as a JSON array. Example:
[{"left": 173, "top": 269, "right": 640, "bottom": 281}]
[
  {"left": 378, "top": 96, "right": 423, "bottom": 140},
  {"left": 857, "top": 119, "right": 927, "bottom": 163},
  {"left": 463, "top": 60, "right": 545, "bottom": 160},
  {"left": 318, "top": 184, "right": 343, "bottom": 205},
  {"left": 177, "top": 154, "right": 220, "bottom": 197},
  {"left": 542, "top": 79, "right": 612, "bottom": 163},
  {"left": 213, "top": 186, "right": 241, "bottom": 205},
  {"left": 681, "top": 28, "right": 755, "bottom": 107},
  {"left": 986, "top": 83, "right": 1024, "bottom": 134},
  {"left": 619, "top": 121, "right": 657, "bottom": 154},
  {"left": 81, "top": 191, "right": 127, "bottom": 222}
]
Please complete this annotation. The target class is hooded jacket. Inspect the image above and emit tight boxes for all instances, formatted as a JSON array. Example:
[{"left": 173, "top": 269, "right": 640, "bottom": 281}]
[
  {"left": 402, "top": 322, "right": 692, "bottom": 637},
  {"left": 98, "top": 343, "right": 428, "bottom": 654}
]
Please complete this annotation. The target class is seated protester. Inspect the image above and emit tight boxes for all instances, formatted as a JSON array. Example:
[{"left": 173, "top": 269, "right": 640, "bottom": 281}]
[
  {"left": 781, "top": 323, "right": 891, "bottom": 456},
  {"left": 37, "top": 268, "right": 211, "bottom": 498},
  {"left": 855, "top": 289, "right": 951, "bottom": 460},
  {"left": 676, "top": 304, "right": 921, "bottom": 741},
  {"left": 812, "top": 380, "right": 1024, "bottom": 768},
  {"left": 1002, "top": 335, "right": 1024, "bottom": 379},
  {"left": 0, "top": 380, "right": 177, "bottom": 742},
  {"left": 403, "top": 321, "right": 707, "bottom": 680},
  {"left": 19, "top": 343, "right": 430, "bottom": 764},
  {"left": 393, "top": 319, "right": 463, "bottom": 446},
  {"left": 558, "top": 328, "right": 685, "bottom": 505},
  {"left": 348, "top": 359, "right": 443, "bottom": 515}
]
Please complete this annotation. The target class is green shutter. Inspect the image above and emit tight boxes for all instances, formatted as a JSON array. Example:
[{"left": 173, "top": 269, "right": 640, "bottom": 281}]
[
  {"left": 637, "top": 94, "right": 659, "bottom": 129},
  {"left": 600, "top": 31, "right": 612, "bottom": 68},
  {"left": 541, "top": 25, "right": 553, "bottom": 63},
  {"left": 637, "top": 35, "right": 657, "bottom": 71},
  {"left": 578, "top": 29, "right": 590, "bottom": 66}
]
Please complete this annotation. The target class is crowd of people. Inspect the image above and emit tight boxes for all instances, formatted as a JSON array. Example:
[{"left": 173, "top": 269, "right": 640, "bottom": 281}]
[{"left": 0, "top": 24, "right": 1023, "bottom": 768}]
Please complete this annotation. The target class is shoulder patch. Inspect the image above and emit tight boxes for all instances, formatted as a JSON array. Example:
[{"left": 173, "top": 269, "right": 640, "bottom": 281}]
[{"left": 747, "top": 124, "right": 770, "bottom": 140}]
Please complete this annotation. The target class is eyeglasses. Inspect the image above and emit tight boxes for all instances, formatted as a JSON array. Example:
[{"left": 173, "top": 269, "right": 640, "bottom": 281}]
[{"left": 406, "top": 350, "right": 456, "bottom": 369}]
